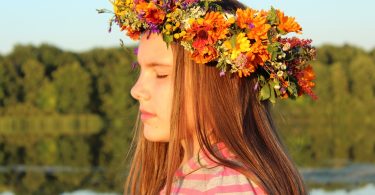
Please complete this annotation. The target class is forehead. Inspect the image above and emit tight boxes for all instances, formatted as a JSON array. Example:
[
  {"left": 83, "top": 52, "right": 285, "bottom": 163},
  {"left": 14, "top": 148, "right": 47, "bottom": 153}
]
[{"left": 137, "top": 33, "right": 174, "bottom": 67}]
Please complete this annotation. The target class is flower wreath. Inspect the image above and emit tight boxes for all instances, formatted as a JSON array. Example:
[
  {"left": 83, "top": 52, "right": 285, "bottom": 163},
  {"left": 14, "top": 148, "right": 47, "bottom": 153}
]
[{"left": 98, "top": 0, "right": 317, "bottom": 103}]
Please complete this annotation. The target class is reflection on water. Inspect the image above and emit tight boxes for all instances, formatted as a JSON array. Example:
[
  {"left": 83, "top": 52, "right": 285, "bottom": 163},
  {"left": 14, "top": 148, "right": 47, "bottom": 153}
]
[
  {"left": 1, "top": 185, "right": 375, "bottom": 195},
  {"left": 1, "top": 164, "right": 375, "bottom": 194},
  {"left": 311, "top": 184, "right": 375, "bottom": 195},
  {"left": 301, "top": 164, "right": 375, "bottom": 184}
]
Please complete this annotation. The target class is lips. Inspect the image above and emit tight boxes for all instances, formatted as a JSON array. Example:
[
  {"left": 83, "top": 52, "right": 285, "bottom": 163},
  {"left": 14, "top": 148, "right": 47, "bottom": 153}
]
[{"left": 140, "top": 109, "right": 156, "bottom": 121}]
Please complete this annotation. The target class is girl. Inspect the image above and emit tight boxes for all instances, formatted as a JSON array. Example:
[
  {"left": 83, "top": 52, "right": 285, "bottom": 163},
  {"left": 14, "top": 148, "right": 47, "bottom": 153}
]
[{"left": 104, "top": 0, "right": 316, "bottom": 194}]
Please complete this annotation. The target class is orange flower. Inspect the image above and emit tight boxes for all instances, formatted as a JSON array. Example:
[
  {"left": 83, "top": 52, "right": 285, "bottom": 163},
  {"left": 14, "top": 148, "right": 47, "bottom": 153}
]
[
  {"left": 237, "top": 68, "right": 253, "bottom": 78},
  {"left": 191, "top": 45, "right": 218, "bottom": 64},
  {"left": 185, "top": 12, "right": 230, "bottom": 49},
  {"left": 277, "top": 10, "right": 302, "bottom": 34},
  {"left": 296, "top": 65, "right": 317, "bottom": 99},
  {"left": 136, "top": 2, "right": 165, "bottom": 25},
  {"left": 236, "top": 8, "right": 271, "bottom": 40},
  {"left": 121, "top": 26, "right": 141, "bottom": 40},
  {"left": 205, "top": 12, "right": 231, "bottom": 40},
  {"left": 246, "top": 41, "right": 270, "bottom": 68},
  {"left": 234, "top": 41, "right": 269, "bottom": 78},
  {"left": 236, "top": 8, "right": 257, "bottom": 29}
]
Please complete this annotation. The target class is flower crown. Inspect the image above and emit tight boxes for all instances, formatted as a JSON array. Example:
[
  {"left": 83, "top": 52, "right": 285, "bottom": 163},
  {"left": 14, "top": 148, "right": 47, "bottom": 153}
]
[{"left": 98, "top": 0, "right": 317, "bottom": 103}]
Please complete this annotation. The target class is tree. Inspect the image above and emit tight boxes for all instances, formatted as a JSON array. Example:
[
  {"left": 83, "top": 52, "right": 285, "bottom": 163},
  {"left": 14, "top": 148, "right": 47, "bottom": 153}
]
[
  {"left": 21, "top": 59, "right": 45, "bottom": 105},
  {"left": 52, "top": 63, "right": 92, "bottom": 113}
]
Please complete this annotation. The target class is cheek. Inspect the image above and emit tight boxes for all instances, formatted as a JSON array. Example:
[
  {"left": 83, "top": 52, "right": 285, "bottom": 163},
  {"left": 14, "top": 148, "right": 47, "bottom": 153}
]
[
  {"left": 144, "top": 79, "right": 173, "bottom": 142},
  {"left": 154, "top": 79, "right": 173, "bottom": 120}
]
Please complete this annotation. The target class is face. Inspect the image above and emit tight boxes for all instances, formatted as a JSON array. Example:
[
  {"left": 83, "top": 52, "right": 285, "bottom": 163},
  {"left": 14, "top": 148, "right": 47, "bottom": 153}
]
[{"left": 130, "top": 33, "right": 174, "bottom": 142}]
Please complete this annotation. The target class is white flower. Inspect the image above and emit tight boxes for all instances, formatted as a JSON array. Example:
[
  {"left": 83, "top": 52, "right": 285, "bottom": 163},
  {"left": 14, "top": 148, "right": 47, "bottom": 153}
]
[
  {"left": 277, "top": 70, "right": 284, "bottom": 77},
  {"left": 283, "top": 42, "right": 291, "bottom": 51}
]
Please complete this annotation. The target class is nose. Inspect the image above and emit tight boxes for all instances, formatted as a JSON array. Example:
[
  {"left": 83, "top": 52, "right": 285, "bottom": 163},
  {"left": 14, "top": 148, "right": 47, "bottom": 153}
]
[{"left": 130, "top": 77, "right": 151, "bottom": 101}]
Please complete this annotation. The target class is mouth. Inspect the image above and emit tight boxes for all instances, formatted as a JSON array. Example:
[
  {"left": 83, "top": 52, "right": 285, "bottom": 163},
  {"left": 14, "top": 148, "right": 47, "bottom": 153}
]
[{"left": 140, "top": 110, "right": 156, "bottom": 121}]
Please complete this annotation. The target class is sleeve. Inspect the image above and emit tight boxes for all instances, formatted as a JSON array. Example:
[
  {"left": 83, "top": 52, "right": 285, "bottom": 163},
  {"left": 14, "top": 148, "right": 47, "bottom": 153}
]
[{"left": 203, "top": 166, "right": 267, "bottom": 195}]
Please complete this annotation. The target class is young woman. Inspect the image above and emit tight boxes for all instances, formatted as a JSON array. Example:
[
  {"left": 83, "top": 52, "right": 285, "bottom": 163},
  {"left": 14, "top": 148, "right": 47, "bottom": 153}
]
[{"left": 103, "top": 0, "right": 317, "bottom": 194}]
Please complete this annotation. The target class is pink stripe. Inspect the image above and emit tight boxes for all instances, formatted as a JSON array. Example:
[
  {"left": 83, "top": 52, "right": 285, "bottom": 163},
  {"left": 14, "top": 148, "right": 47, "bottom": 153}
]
[
  {"left": 160, "top": 187, "right": 202, "bottom": 194},
  {"left": 171, "top": 187, "right": 202, "bottom": 194},
  {"left": 204, "top": 183, "right": 255, "bottom": 193},
  {"left": 184, "top": 167, "right": 242, "bottom": 180},
  {"left": 188, "top": 158, "right": 201, "bottom": 170}
]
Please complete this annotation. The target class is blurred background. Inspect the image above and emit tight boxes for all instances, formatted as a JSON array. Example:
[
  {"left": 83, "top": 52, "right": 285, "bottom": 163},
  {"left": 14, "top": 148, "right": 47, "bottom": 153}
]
[{"left": 0, "top": 0, "right": 374, "bottom": 194}]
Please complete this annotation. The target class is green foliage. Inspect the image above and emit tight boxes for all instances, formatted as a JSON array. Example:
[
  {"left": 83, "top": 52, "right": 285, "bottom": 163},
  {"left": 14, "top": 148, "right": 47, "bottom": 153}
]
[
  {"left": 0, "top": 43, "right": 374, "bottom": 194},
  {"left": 53, "top": 62, "right": 92, "bottom": 113},
  {"left": 273, "top": 46, "right": 375, "bottom": 168}
]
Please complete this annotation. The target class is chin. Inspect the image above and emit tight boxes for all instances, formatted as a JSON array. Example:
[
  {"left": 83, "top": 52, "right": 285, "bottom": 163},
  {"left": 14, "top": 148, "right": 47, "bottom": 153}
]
[{"left": 143, "top": 126, "right": 170, "bottom": 142}]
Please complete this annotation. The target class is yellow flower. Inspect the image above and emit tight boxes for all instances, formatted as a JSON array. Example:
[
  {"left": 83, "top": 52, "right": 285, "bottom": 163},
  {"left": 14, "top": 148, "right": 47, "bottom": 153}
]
[
  {"left": 224, "top": 33, "right": 251, "bottom": 60},
  {"left": 112, "top": 0, "right": 126, "bottom": 17}
]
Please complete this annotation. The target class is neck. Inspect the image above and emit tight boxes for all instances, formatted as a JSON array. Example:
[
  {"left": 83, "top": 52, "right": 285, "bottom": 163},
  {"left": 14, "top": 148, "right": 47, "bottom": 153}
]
[{"left": 179, "top": 135, "right": 200, "bottom": 167}]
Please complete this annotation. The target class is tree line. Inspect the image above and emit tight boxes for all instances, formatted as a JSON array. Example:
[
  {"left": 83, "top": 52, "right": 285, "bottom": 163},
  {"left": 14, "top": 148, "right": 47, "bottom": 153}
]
[{"left": 0, "top": 43, "right": 374, "bottom": 194}]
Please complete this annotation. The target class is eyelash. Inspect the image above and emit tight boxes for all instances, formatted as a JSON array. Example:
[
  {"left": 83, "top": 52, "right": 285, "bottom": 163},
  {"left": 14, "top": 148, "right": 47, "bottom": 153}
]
[{"left": 156, "top": 74, "right": 168, "bottom": 79}]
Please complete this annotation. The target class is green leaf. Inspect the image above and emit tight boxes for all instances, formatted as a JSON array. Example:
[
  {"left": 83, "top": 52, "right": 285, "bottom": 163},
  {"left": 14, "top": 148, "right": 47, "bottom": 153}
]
[
  {"left": 267, "top": 27, "right": 278, "bottom": 42},
  {"left": 267, "top": 42, "right": 281, "bottom": 61},
  {"left": 287, "top": 82, "right": 298, "bottom": 98},
  {"left": 204, "top": 0, "right": 209, "bottom": 11},
  {"left": 260, "top": 83, "right": 271, "bottom": 101},
  {"left": 270, "top": 88, "right": 276, "bottom": 103},
  {"left": 266, "top": 6, "right": 279, "bottom": 25},
  {"left": 210, "top": 3, "right": 223, "bottom": 12},
  {"left": 230, "top": 34, "right": 237, "bottom": 48},
  {"left": 163, "top": 34, "right": 174, "bottom": 49},
  {"left": 268, "top": 80, "right": 277, "bottom": 104}
]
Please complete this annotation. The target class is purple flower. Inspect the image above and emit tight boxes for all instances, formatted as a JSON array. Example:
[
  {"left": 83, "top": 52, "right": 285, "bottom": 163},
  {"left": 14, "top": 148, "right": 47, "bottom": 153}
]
[
  {"left": 181, "top": 0, "right": 199, "bottom": 9},
  {"left": 162, "top": 0, "right": 173, "bottom": 11},
  {"left": 131, "top": 61, "right": 139, "bottom": 70},
  {"left": 254, "top": 81, "right": 259, "bottom": 91},
  {"left": 248, "top": 23, "right": 255, "bottom": 29},
  {"left": 133, "top": 47, "right": 139, "bottom": 55},
  {"left": 148, "top": 24, "right": 161, "bottom": 33},
  {"left": 219, "top": 71, "right": 226, "bottom": 77},
  {"left": 280, "top": 87, "right": 286, "bottom": 93}
]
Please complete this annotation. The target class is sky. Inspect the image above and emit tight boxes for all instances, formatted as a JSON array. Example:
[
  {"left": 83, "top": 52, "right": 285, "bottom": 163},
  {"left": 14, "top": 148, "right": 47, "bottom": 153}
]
[{"left": 1, "top": 0, "right": 374, "bottom": 55}]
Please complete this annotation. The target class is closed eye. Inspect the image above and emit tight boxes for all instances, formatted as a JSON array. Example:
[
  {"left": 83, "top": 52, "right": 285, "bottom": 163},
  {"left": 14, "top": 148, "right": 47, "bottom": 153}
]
[{"left": 156, "top": 74, "right": 169, "bottom": 79}]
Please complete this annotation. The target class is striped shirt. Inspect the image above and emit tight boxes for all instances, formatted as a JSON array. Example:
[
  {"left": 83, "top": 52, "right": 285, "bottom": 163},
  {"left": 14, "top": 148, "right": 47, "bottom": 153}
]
[{"left": 160, "top": 142, "right": 267, "bottom": 194}]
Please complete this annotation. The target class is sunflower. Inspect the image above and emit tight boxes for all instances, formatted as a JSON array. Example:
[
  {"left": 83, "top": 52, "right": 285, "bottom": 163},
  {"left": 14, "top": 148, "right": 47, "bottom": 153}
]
[
  {"left": 277, "top": 10, "right": 302, "bottom": 34},
  {"left": 223, "top": 33, "right": 251, "bottom": 60}
]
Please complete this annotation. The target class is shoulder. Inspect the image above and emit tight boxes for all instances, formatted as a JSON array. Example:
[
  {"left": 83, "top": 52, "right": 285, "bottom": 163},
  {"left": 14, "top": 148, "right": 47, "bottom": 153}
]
[
  {"left": 180, "top": 164, "right": 267, "bottom": 195},
  {"left": 202, "top": 165, "right": 267, "bottom": 194}
]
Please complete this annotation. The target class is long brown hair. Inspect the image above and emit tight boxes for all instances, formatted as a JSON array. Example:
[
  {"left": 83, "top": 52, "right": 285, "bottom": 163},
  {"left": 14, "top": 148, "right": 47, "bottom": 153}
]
[{"left": 124, "top": 1, "right": 307, "bottom": 194}]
